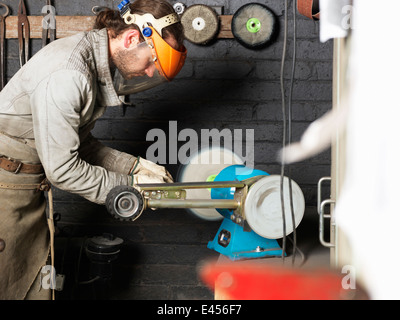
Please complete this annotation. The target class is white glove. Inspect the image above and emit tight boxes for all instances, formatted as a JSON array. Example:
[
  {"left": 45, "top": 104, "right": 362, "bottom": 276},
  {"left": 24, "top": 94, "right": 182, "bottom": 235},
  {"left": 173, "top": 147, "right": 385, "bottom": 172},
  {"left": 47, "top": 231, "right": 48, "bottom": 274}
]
[{"left": 130, "top": 157, "right": 173, "bottom": 184}]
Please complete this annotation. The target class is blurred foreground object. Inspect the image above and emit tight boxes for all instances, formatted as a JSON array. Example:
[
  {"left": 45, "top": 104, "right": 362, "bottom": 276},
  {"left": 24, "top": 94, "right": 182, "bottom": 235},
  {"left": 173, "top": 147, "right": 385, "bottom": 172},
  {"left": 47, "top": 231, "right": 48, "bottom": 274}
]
[{"left": 200, "top": 261, "right": 369, "bottom": 300}]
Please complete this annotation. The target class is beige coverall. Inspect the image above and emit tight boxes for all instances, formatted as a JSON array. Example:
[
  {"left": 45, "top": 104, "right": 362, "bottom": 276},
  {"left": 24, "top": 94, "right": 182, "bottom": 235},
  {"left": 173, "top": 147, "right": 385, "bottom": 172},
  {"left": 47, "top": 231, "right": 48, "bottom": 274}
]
[{"left": 0, "top": 28, "right": 170, "bottom": 299}]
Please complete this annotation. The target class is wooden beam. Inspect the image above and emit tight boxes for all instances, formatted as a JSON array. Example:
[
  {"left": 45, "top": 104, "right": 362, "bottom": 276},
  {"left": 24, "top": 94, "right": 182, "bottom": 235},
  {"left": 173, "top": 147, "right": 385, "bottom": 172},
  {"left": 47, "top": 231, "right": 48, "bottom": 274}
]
[
  {"left": 218, "top": 15, "right": 233, "bottom": 39},
  {"left": 4, "top": 15, "right": 234, "bottom": 39},
  {"left": 5, "top": 16, "right": 96, "bottom": 39}
]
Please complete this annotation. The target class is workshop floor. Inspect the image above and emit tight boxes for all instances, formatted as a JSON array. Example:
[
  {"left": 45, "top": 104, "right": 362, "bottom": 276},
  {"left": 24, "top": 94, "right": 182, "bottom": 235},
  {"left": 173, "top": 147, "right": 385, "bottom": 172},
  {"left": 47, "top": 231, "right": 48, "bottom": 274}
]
[{"left": 54, "top": 206, "right": 331, "bottom": 300}]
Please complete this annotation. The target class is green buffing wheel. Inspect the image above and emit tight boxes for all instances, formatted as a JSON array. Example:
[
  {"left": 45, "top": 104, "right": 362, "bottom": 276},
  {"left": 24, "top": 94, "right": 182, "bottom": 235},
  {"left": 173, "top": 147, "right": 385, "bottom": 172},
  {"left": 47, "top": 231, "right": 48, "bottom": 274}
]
[
  {"left": 181, "top": 4, "right": 220, "bottom": 45},
  {"left": 232, "top": 3, "right": 278, "bottom": 49}
]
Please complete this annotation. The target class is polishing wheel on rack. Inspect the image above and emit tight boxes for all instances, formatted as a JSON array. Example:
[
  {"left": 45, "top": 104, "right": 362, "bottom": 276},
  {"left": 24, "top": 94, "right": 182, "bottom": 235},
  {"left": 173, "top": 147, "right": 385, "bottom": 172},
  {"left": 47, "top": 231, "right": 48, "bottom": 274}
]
[
  {"left": 181, "top": 4, "right": 220, "bottom": 45},
  {"left": 177, "top": 147, "right": 244, "bottom": 220},
  {"left": 231, "top": 3, "right": 278, "bottom": 49}
]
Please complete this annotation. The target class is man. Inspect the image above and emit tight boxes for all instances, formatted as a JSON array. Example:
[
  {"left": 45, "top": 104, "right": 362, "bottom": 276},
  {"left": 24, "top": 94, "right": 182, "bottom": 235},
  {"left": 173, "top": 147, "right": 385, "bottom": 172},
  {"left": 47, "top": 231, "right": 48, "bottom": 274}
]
[{"left": 0, "top": 0, "right": 186, "bottom": 299}]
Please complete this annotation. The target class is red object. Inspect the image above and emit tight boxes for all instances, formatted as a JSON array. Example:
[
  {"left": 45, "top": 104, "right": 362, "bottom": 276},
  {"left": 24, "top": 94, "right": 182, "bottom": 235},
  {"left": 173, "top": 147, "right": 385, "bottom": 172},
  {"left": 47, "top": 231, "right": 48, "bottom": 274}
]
[
  {"left": 200, "top": 262, "right": 351, "bottom": 300},
  {"left": 297, "top": 0, "right": 320, "bottom": 20}
]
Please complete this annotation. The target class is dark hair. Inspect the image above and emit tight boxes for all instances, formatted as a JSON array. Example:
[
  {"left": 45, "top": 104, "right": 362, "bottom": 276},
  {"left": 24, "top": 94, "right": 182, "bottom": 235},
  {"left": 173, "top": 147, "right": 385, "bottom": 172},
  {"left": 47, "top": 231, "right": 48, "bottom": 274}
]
[{"left": 94, "top": 0, "right": 184, "bottom": 46}]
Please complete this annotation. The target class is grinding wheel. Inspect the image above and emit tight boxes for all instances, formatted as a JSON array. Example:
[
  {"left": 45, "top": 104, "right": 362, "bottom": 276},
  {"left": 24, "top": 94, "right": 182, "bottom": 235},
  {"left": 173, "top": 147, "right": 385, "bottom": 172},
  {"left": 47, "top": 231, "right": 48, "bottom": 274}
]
[
  {"left": 244, "top": 175, "right": 305, "bottom": 239},
  {"left": 231, "top": 3, "right": 277, "bottom": 49},
  {"left": 181, "top": 4, "right": 220, "bottom": 45},
  {"left": 177, "top": 147, "right": 244, "bottom": 220}
]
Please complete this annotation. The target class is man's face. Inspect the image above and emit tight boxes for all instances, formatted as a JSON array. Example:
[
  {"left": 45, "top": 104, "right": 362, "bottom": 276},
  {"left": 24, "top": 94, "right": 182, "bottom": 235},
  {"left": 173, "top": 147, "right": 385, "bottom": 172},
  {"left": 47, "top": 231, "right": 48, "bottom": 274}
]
[
  {"left": 112, "top": 42, "right": 155, "bottom": 80},
  {"left": 112, "top": 34, "right": 179, "bottom": 81}
]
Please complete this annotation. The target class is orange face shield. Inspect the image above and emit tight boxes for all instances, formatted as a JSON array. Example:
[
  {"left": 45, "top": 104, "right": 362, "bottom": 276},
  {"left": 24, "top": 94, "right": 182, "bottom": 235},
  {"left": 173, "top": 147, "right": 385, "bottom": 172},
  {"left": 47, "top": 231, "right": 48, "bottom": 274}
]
[
  {"left": 142, "top": 26, "right": 187, "bottom": 81},
  {"left": 113, "top": 2, "right": 187, "bottom": 95}
]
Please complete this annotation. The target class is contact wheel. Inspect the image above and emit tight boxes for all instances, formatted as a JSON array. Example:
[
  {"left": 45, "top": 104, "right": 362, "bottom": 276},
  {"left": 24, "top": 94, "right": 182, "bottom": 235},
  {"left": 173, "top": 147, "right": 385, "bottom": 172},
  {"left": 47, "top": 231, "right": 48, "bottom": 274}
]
[{"left": 106, "top": 185, "right": 144, "bottom": 221}]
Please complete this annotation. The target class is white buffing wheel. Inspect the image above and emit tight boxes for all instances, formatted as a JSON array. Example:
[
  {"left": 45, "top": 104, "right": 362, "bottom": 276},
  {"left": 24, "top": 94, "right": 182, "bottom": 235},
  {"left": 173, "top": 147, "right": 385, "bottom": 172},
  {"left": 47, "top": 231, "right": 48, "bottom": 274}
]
[
  {"left": 177, "top": 147, "right": 244, "bottom": 220},
  {"left": 244, "top": 175, "right": 305, "bottom": 239}
]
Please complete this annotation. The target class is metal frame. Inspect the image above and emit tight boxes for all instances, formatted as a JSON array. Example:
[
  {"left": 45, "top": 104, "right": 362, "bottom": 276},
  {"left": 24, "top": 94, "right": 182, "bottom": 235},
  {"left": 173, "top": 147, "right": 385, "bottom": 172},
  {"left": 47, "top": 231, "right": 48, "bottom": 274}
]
[
  {"left": 136, "top": 177, "right": 265, "bottom": 222},
  {"left": 317, "top": 176, "right": 335, "bottom": 248}
]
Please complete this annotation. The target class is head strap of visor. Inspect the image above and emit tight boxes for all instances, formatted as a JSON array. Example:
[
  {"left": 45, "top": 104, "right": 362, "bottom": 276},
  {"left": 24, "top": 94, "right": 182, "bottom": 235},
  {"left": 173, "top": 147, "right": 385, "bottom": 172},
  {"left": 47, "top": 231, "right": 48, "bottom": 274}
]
[
  {"left": 116, "top": 0, "right": 187, "bottom": 83},
  {"left": 118, "top": 0, "right": 179, "bottom": 36}
]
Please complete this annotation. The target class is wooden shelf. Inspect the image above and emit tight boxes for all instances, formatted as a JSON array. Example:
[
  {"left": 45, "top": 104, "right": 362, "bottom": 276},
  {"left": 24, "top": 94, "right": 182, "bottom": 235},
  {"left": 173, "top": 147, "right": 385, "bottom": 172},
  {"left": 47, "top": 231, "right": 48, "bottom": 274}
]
[{"left": 4, "top": 15, "right": 233, "bottom": 39}]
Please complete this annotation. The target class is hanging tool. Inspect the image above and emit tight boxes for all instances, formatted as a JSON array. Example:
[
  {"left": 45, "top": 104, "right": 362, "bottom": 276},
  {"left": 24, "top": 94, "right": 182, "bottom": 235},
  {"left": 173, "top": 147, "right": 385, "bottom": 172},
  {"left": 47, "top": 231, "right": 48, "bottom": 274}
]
[
  {"left": 0, "top": 3, "right": 9, "bottom": 90},
  {"left": 18, "top": 0, "right": 30, "bottom": 67},
  {"left": 91, "top": 6, "right": 108, "bottom": 15},
  {"left": 42, "top": 0, "right": 56, "bottom": 48}
]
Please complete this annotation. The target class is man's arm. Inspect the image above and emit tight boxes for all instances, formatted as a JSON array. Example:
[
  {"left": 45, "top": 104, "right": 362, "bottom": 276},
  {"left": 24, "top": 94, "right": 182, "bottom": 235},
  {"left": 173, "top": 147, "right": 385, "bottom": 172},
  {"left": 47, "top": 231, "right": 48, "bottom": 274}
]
[
  {"left": 30, "top": 70, "right": 131, "bottom": 204},
  {"left": 79, "top": 131, "right": 174, "bottom": 184},
  {"left": 79, "top": 131, "right": 137, "bottom": 175}
]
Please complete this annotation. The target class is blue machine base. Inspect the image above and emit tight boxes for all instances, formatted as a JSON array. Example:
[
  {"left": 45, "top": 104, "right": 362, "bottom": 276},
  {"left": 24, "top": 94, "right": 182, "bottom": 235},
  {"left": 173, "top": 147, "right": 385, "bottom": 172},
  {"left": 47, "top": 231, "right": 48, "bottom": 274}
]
[{"left": 207, "top": 218, "right": 284, "bottom": 261}]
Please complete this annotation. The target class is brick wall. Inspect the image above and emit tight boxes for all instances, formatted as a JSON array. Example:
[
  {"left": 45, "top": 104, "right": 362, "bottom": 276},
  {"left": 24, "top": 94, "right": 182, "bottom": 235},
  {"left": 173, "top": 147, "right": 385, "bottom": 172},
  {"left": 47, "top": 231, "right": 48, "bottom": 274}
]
[{"left": 1, "top": 0, "right": 333, "bottom": 299}]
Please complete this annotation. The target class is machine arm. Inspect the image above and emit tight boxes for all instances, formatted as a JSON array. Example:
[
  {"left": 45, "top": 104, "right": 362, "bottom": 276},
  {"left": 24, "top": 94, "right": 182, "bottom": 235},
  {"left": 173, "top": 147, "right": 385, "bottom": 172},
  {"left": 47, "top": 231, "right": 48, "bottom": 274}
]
[{"left": 105, "top": 178, "right": 262, "bottom": 222}]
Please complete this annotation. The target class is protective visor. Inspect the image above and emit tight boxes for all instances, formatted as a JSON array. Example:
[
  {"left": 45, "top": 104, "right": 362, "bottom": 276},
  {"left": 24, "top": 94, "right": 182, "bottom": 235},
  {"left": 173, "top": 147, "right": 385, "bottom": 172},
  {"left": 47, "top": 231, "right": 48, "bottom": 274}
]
[{"left": 113, "top": 26, "right": 187, "bottom": 95}]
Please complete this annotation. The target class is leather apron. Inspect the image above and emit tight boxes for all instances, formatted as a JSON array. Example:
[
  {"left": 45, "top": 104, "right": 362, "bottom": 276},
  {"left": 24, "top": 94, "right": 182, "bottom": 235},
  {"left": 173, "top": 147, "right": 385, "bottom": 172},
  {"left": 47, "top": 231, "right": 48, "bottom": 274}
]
[{"left": 0, "top": 132, "right": 50, "bottom": 300}]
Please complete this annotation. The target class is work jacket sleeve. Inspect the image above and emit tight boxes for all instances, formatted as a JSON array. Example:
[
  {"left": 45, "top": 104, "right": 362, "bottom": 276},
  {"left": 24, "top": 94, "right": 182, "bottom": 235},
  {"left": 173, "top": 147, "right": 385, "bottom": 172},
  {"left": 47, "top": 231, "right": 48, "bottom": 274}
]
[
  {"left": 79, "top": 131, "right": 137, "bottom": 175},
  {"left": 30, "top": 69, "right": 132, "bottom": 204}
]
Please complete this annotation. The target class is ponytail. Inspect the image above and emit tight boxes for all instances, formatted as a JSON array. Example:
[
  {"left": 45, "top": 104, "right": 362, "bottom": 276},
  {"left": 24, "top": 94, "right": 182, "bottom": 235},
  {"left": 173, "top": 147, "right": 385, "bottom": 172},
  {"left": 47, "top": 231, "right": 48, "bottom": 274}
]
[
  {"left": 94, "top": 8, "right": 133, "bottom": 38},
  {"left": 93, "top": 0, "right": 184, "bottom": 45}
]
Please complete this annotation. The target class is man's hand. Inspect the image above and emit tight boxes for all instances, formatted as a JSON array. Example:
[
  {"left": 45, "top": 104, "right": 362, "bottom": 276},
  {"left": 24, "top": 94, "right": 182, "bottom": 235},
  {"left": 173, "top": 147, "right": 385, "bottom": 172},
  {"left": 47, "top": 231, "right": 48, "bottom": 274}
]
[{"left": 130, "top": 157, "right": 173, "bottom": 184}]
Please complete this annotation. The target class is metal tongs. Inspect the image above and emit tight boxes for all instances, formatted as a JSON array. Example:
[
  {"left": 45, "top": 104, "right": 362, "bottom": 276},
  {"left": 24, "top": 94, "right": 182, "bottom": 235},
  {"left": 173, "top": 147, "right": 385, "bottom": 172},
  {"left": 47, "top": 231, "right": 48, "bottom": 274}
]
[
  {"left": 42, "top": 0, "right": 55, "bottom": 47},
  {"left": 0, "top": 2, "right": 9, "bottom": 89},
  {"left": 18, "top": 0, "right": 30, "bottom": 67}
]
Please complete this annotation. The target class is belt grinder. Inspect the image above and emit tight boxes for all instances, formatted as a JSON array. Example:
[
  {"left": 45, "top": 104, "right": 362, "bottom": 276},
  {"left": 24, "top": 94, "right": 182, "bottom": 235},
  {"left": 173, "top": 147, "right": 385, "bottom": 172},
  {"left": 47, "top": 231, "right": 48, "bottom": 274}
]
[{"left": 106, "top": 148, "right": 305, "bottom": 261}]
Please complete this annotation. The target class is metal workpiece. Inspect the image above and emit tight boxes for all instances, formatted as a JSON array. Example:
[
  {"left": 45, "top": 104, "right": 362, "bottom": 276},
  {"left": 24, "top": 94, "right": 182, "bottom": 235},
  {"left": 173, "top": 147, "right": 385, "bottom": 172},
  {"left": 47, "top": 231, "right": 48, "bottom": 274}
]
[
  {"left": 136, "top": 180, "right": 247, "bottom": 191},
  {"left": 147, "top": 198, "right": 240, "bottom": 210},
  {"left": 140, "top": 179, "right": 248, "bottom": 212}
]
